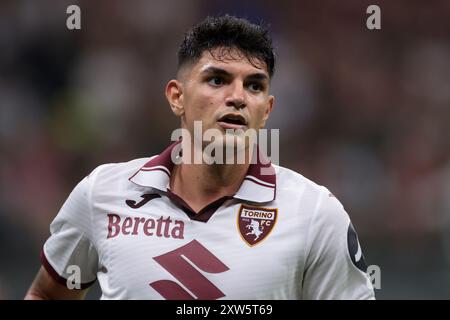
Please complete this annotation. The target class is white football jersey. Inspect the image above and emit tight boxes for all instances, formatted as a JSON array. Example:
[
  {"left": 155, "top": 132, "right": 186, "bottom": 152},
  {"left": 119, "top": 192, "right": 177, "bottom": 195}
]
[{"left": 41, "top": 142, "right": 375, "bottom": 299}]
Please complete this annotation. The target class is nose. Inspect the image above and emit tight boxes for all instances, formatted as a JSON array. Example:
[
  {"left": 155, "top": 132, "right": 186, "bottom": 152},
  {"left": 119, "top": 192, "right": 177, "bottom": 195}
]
[{"left": 225, "top": 81, "right": 247, "bottom": 109}]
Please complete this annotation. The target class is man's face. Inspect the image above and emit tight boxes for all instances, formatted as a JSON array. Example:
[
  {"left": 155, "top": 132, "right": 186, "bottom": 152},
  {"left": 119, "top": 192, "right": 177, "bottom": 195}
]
[{"left": 167, "top": 47, "right": 274, "bottom": 154}]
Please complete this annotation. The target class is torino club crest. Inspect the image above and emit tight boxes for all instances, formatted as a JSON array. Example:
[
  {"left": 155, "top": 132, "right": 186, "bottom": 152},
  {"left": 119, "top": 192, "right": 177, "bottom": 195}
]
[{"left": 237, "top": 205, "right": 278, "bottom": 246}]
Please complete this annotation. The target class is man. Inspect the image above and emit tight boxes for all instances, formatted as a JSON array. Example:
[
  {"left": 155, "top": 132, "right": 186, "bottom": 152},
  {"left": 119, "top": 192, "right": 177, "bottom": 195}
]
[{"left": 25, "top": 15, "right": 375, "bottom": 299}]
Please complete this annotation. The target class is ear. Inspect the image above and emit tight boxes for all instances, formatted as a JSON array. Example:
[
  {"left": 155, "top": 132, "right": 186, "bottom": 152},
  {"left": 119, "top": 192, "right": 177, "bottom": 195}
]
[
  {"left": 260, "top": 95, "right": 275, "bottom": 128},
  {"left": 165, "top": 79, "right": 184, "bottom": 117}
]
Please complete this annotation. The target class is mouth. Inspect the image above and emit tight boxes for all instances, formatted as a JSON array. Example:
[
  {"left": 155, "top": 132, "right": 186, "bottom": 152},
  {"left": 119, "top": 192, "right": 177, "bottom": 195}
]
[{"left": 217, "top": 113, "right": 248, "bottom": 130}]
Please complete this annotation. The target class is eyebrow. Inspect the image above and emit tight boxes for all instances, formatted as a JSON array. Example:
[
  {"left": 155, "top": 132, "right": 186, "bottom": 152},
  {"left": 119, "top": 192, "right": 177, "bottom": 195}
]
[{"left": 200, "top": 67, "right": 269, "bottom": 82}]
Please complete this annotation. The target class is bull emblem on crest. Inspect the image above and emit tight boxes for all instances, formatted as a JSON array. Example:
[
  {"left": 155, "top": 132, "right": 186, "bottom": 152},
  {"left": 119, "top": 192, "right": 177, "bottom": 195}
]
[
  {"left": 245, "top": 219, "right": 263, "bottom": 240},
  {"left": 237, "top": 205, "right": 278, "bottom": 246}
]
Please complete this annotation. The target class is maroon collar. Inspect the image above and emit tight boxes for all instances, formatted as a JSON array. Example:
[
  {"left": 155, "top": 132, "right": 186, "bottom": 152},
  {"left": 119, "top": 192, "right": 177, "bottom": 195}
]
[{"left": 129, "top": 141, "right": 276, "bottom": 203}]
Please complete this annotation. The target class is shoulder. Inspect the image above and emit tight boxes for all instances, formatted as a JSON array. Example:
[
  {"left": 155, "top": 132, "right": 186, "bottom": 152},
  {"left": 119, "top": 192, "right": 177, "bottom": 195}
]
[
  {"left": 85, "top": 156, "right": 156, "bottom": 190},
  {"left": 274, "top": 164, "right": 333, "bottom": 200},
  {"left": 274, "top": 164, "right": 348, "bottom": 221}
]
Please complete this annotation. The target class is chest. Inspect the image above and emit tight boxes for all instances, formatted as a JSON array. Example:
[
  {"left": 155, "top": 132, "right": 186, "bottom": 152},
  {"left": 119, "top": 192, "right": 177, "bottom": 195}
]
[{"left": 92, "top": 192, "right": 308, "bottom": 299}]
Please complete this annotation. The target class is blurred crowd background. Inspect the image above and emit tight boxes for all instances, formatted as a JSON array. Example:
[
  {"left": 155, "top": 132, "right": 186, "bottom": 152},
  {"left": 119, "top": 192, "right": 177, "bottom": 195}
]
[{"left": 1, "top": 0, "right": 450, "bottom": 299}]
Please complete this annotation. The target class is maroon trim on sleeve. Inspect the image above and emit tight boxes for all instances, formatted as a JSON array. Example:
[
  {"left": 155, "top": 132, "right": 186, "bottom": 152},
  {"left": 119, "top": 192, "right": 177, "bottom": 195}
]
[{"left": 40, "top": 249, "right": 97, "bottom": 290}]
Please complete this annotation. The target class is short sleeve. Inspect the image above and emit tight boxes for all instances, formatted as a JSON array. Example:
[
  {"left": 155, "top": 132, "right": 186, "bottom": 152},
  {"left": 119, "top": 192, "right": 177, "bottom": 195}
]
[
  {"left": 301, "top": 188, "right": 375, "bottom": 300},
  {"left": 41, "top": 174, "right": 99, "bottom": 288}
]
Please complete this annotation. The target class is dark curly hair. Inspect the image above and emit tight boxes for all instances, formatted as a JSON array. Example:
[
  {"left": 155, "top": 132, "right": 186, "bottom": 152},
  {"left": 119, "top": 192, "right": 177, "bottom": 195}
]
[{"left": 178, "top": 15, "right": 275, "bottom": 78}]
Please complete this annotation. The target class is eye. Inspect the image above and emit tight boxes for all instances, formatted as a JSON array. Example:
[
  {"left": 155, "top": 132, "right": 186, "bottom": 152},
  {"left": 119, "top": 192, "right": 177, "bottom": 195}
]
[
  {"left": 248, "top": 83, "right": 263, "bottom": 92},
  {"left": 208, "top": 77, "right": 223, "bottom": 86}
]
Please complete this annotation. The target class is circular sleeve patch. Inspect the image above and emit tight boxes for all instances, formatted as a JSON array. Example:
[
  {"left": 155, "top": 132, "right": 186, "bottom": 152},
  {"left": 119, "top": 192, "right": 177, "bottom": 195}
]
[{"left": 347, "top": 222, "right": 368, "bottom": 273}]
